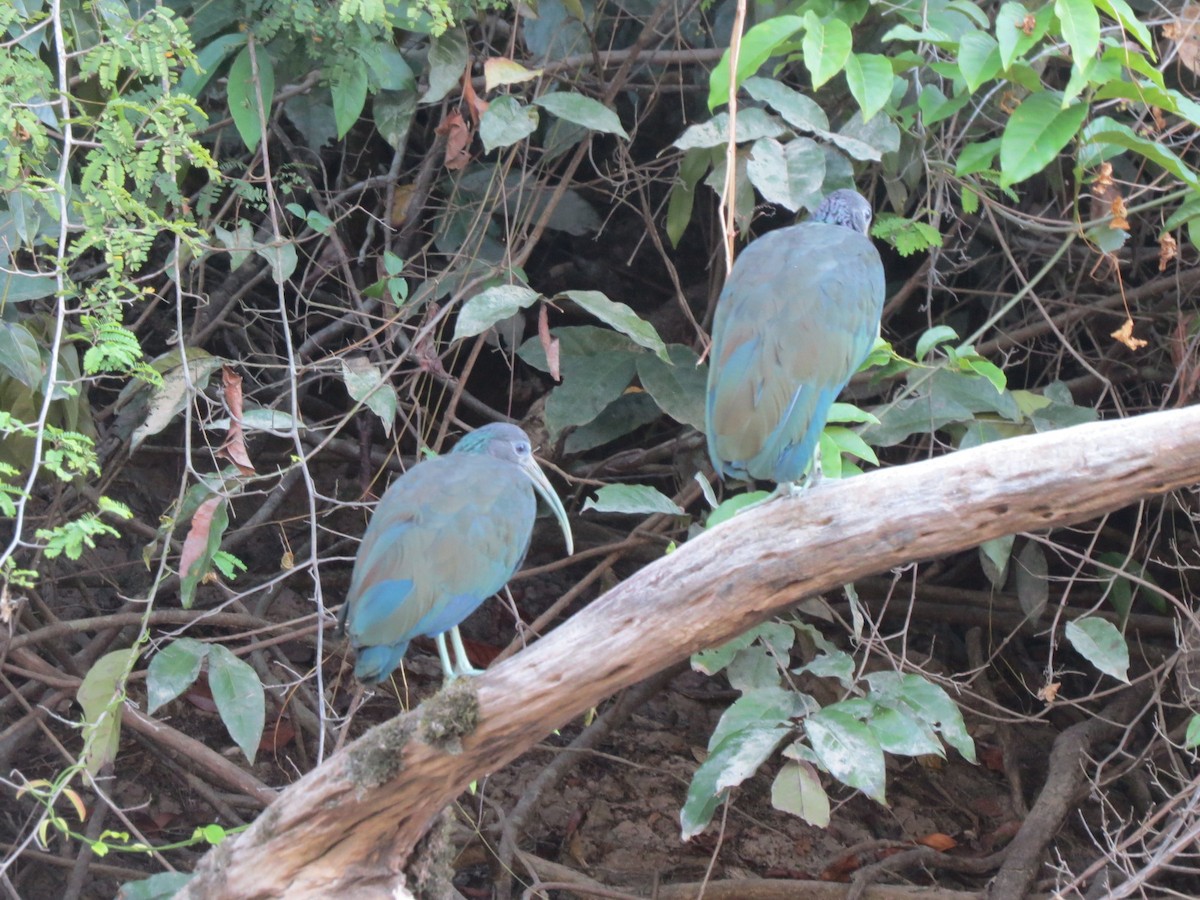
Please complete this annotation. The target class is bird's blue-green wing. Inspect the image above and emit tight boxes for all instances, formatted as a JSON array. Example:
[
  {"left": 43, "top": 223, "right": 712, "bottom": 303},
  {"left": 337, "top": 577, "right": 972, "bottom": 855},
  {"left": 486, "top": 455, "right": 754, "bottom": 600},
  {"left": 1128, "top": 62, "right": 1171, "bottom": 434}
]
[
  {"left": 343, "top": 454, "right": 535, "bottom": 680},
  {"left": 706, "top": 222, "right": 884, "bottom": 483}
]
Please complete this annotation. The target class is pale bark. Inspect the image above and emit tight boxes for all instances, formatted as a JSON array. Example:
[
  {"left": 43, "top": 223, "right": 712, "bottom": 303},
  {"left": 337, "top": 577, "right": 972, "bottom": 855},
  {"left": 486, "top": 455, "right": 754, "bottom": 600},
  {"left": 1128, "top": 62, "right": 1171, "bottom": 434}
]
[{"left": 178, "top": 405, "right": 1200, "bottom": 898}]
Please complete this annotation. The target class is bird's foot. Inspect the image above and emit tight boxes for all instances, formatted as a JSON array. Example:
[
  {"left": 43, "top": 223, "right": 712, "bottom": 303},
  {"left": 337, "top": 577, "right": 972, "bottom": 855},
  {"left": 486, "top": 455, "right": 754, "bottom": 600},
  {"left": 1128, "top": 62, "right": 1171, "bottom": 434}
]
[{"left": 441, "top": 627, "right": 486, "bottom": 680}]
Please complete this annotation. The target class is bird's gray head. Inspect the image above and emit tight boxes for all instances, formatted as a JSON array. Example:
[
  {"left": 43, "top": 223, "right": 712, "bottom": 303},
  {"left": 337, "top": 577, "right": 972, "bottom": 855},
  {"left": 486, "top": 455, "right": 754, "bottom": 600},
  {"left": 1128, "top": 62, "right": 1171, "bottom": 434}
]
[
  {"left": 453, "top": 422, "right": 533, "bottom": 464},
  {"left": 812, "top": 189, "right": 873, "bottom": 235}
]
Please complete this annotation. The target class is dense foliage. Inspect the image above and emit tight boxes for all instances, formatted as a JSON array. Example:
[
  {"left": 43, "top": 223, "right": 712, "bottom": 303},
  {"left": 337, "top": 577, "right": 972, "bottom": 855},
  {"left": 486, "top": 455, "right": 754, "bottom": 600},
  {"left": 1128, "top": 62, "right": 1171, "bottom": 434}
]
[{"left": 3, "top": 0, "right": 1200, "bottom": 894}]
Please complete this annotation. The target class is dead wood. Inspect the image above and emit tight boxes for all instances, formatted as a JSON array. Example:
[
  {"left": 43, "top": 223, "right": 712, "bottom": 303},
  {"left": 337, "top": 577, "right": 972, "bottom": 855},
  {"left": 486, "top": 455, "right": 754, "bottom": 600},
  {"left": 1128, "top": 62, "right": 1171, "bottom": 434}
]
[
  {"left": 987, "top": 686, "right": 1152, "bottom": 899},
  {"left": 177, "top": 405, "right": 1200, "bottom": 898}
]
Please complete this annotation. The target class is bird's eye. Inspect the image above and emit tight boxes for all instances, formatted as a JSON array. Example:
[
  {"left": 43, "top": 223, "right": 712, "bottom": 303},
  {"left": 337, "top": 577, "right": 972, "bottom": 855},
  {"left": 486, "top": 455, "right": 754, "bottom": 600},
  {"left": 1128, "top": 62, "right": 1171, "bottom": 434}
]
[{"left": 515, "top": 442, "right": 530, "bottom": 454}]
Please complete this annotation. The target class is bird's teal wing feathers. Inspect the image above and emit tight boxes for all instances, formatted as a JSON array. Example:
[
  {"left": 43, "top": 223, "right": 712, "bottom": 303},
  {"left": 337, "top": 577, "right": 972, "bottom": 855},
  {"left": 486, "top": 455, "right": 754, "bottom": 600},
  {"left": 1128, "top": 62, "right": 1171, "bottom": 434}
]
[
  {"left": 343, "top": 454, "right": 535, "bottom": 676},
  {"left": 706, "top": 221, "right": 884, "bottom": 482}
]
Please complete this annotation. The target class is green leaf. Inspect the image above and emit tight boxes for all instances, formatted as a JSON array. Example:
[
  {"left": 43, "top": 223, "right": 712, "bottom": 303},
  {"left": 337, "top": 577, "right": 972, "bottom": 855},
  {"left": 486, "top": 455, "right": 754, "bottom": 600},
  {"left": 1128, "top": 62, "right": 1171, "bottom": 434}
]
[
  {"left": 707, "top": 16, "right": 806, "bottom": 111},
  {"left": 534, "top": 91, "right": 628, "bottom": 138},
  {"left": 1015, "top": 540, "right": 1049, "bottom": 620},
  {"left": 705, "top": 491, "right": 771, "bottom": 529},
  {"left": 771, "top": 759, "right": 830, "bottom": 826},
  {"left": 867, "top": 705, "right": 944, "bottom": 757},
  {"left": 454, "top": 284, "right": 540, "bottom": 341},
  {"left": 479, "top": 95, "right": 539, "bottom": 152},
  {"left": 999, "top": 92, "right": 1088, "bottom": 187},
  {"left": 563, "top": 393, "right": 661, "bottom": 453},
  {"left": 341, "top": 356, "right": 397, "bottom": 436},
  {"left": 956, "top": 138, "right": 1000, "bottom": 176},
  {"left": 916, "top": 325, "right": 959, "bottom": 359},
  {"left": 1092, "top": 0, "right": 1155, "bottom": 56},
  {"left": 423, "top": 27, "right": 468, "bottom": 105},
  {"left": 519, "top": 327, "right": 643, "bottom": 436},
  {"left": 129, "top": 350, "right": 224, "bottom": 452},
  {"left": 1064, "top": 616, "right": 1130, "bottom": 683},
  {"left": 1186, "top": 714, "right": 1200, "bottom": 749},
  {"left": 837, "top": 110, "right": 901, "bottom": 159},
  {"left": 957, "top": 30, "right": 1001, "bottom": 92},
  {"left": 1054, "top": 0, "right": 1100, "bottom": 65},
  {"left": 206, "top": 644, "right": 265, "bottom": 764},
  {"left": 980, "top": 534, "right": 1015, "bottom": 588},
  {"left": 995, "top": 1, "right": 1050, "bottom": 69},
  {"left": 146, "top": 638, "right": 209, "bottom": 715},
  {"left": 484, "top": 57, "right": 543, "bottom": 90},
  {"left": 802, "top": 11, "right": 852, "bottom": 90},
  {"left": 636, "top": 344, "right": 707, "bottom": 430},
  {"left": 957, "top": 353, "right": 1007, "bottom": 392},
  {"left": 0, "top": 268, "right": 57, "bottom": 302},
  {"left": 693, "top": 629, "right": 764, "bottom": 677},
  {"left": 872, "top": 214, "right": 943, "bottom": 256},
  {"left": 373, "top": 44, "right": 416, "bottom": 92},
  {"left": 561, "top": 289, "right": 669, "bottom": 361},
  {"left": 870, "top": 672, "right": 976, "bottom": 762},
  {"left": 824, "top": 426, "right": 878, "bottom": 466},
  {"left": 681, "top": 686, "right": 802, "bottom": 837},
  {"left": 582, "top": 483, "right": 684, "bottom": 515},
  {"left": 826, "top": 402, "right": 880, "bottom": 425},
  {"left": 255, "top": 241, "right": 298, "bottom": 284},
  {"left": 373, "top": 88, "right": 417, "bottom": 150},
  {"left": 667, "top": 148, "right": 710, "bottom": 247},
  {"left": 843, "top": 53, "right": 892, "bottom": 122},
  {"left": 117, "top": 871, "right": 194, "bottom": 900},
  {"left": 78, "top": 647, "right": 139, "bottom": 776},
  {"left": 0, "top": 322, "right": 43, "bottom": 387},
  {"left": 805, "top": 705, "right": 887, "bottom": 803},
  {"left": 1081, "top": 119, "right": 1200, "bottom": 189},
  {"left": 746, "top": 137, "right": 825, "bottom": 212},
  {"left": 177, "top": 33, "right": 246, "bottom": 101},
  {"left": 673, "top": 108, "right": 787, "bottom": 150},
  {"left": 331, "top": 60, "right": 369, "bottom": 139},
  {"left": 226, "top": 45, "right": 275, "bottom": 151},
  {"left": 743, "top": 77, "right": 830, "bottom": 132}
]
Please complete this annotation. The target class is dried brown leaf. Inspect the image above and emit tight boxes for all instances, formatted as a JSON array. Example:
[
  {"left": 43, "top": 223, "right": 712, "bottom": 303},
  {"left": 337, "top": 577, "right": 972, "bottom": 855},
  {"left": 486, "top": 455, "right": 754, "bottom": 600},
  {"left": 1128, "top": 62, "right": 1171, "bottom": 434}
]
[
  {"left": 436, "top": 110, "right": 472, "bottom": 171},
  {"left": 1160, "top": 232, "right": 1179, "bottom": 271},
  {"left": 538, "top": 303, "right": 561, "bottom": 382},
  {"left": 1111, "top": 317, "right": 1149, "bottom": 351}
]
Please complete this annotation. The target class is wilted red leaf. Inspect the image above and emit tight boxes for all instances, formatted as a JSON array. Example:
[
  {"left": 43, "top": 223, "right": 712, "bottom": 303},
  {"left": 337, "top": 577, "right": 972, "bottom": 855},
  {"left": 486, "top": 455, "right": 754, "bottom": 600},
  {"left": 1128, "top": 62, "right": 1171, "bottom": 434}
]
[
  {"left": 979, "top": 744, "right": 1006, "bottom": 772},
  {"left": 462, "top": 67, "right": 488, "bottom": 126},
  {"left": 260, "top": 714, "right": 297, "bottom": 754},
  {"left": 917, "top": 832, "right": 958, "bottom": 851},
  {"left": 183, "top": 677, "right": 218, "bottom": 713},
  {"left": 180, "top": 497, "right": 221, "bottom": 584},
  {"left": 436, "top": 110, "right": 472, "bottom": 171},
  {"left": 217, "top": 366, "right": 255, "bottom": 475},
  {"left": 458, "top": 635, "right": 500, "bottom": 667},
  {"left": 820, "top": 852, "right": 863, "bottom": 881}
]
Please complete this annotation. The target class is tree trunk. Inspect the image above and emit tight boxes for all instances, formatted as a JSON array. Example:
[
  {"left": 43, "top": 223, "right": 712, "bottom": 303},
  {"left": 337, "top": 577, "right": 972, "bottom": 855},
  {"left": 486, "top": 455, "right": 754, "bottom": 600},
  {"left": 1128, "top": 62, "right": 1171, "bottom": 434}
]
[{"left": 178, "top": 405, "right": 1200, "bottom": 898}]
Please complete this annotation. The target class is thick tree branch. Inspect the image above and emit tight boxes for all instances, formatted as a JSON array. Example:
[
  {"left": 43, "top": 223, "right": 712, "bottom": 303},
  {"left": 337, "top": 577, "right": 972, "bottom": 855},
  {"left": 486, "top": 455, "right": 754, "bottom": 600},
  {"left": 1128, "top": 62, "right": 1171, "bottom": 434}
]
[{"left": 179, "top": 406, "right": 1200, "bottom": 898}]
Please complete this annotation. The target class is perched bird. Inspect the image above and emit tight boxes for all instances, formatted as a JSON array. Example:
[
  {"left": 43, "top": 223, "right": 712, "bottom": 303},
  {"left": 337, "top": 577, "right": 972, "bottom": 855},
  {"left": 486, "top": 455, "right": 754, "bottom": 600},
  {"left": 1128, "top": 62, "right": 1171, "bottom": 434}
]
[
  {"left": 338, "top": 423, "right": 573, "bottom": 684},
  {"left": 705, "top": 189, "right": 885, "bottom": 487}
]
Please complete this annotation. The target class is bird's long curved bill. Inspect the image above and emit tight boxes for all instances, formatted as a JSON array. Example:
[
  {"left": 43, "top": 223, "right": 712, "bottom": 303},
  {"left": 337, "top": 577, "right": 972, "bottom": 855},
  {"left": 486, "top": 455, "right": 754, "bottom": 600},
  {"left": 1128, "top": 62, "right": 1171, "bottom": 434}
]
[{"left": 519, "top": 457, "right": 574, "bottom": 556}]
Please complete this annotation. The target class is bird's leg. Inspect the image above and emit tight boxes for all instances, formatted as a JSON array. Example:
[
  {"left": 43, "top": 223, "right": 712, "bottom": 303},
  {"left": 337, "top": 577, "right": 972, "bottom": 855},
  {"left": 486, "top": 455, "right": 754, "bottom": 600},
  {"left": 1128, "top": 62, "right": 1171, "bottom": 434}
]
[
  {"left": 449, "top": 625, "right": 485, "bottom": 677},
  {"left": 435, "top": 632, "right": 456, "bottom": 680},
  {"left": 809, "top": 443, "right": 824, "bottom": 487}
]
